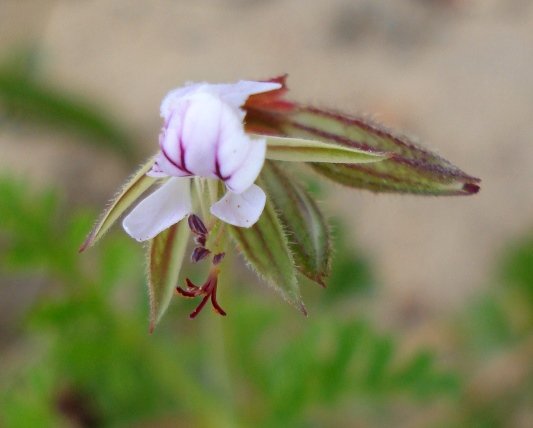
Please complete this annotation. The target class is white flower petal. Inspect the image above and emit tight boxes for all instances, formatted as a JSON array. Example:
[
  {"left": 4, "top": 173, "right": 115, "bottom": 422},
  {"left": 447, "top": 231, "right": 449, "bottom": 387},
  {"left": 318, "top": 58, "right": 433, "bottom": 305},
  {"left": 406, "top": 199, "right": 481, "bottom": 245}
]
[
  {"left": 209, "top": 80, "right": 282, "bottom": 110},
  {"left": 160, "top": 83, "right": 206, "bottom": 120},
  {"left": 215, "top": 118, "right": 254, "bottom": 179},
  {"left": 148, "top": 152, "right": 191, "bottom": 178},
  {"left": 224, "top": 137, "right": 266, "bottom": 194},
  {"left": 160, "top": 81, "right": 281, "bottom": 120},
  {"left": 210, "top": 184, "right": 266, "bottom": 228},
  {"left": 122, "top": 177, "right": 192, "bottom": 241},
  {"left": 156, "top": 80, "right": 275, "bottom": 193},
  {"left": 181, "top": 92, "right": 243, "bottom": 178}
]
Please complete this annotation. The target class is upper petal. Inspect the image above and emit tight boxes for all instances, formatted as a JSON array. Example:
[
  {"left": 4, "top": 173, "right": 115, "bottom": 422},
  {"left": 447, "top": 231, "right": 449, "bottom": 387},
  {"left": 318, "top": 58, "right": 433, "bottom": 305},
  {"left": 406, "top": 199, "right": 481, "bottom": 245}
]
[
  {"left": 157, "top": 81, "right": 276, "bottom": 183},
  {"left": 122, "top": 177, "right": 192, "bottom": 241},
  {"left": 160, "top": 83, "right": 206, "bottom": 120},
  {"left": 210, "top": 184, "right": 266, "bottom": 228},
  {"left": 215, "top": 115, "right": 257, "bottom": 180},
  {"left": 224, "top": 137, "right": 266, "bottom": 194},
  {"left": 208, "top": 80, "right": 282, "bottom": 111},
  {"left": 160, "top": 80, "right": 281, "bottom": 120},
  {"left": 179, "top": 93, "right": 229, "bottom": 178}
]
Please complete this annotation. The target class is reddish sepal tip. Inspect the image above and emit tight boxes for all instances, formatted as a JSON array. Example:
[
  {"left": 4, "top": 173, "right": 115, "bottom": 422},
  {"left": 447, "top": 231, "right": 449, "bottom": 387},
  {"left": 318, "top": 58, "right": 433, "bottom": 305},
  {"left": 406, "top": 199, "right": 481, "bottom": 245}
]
[{"left": 463, "top": 182, "right": 480, "bottom": 194}]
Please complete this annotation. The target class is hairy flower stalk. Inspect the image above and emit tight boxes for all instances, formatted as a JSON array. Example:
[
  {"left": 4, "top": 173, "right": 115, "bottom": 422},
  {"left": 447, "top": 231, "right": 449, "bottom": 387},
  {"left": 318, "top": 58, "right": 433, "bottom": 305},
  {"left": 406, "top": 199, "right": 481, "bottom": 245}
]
[{"left": 81, "top": 76, "right": 480, "bottom": 329}]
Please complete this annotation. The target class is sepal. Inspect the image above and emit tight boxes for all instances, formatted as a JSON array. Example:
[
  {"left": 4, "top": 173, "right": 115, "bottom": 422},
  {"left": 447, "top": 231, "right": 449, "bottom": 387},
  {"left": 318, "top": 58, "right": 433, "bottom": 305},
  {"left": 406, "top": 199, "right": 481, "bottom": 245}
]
[
  {"left": 261, "top": 161, "right": 331, "bottom": 287},
  {"left": 80, "top": 155, "right": 159, "bottom": 251},
  {"left": 284, "top": 109, "right": 480, "bottom": 195},
  {"left": 261, "top": 134, "right": 386, "bottom": 164},
  {"left": 244, "top": 78, "right": 481, "bottom": 196},
  {"left": 147, "top": 219, "right": 190, "bottom": 331},
  {"left": 228, "top": 177, "right": 305, "bottom": 314}
]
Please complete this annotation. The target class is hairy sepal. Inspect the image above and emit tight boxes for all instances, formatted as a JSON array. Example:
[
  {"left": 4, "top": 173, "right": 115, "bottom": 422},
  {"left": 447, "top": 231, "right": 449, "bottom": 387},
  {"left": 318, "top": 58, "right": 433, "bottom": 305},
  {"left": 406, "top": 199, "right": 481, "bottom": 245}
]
[
  {"left": 260, "top": 134, "right": 386, "bottom": 164},
  {"left": 287, "top": 109, "right": 480, "bottom": 195},
  {"left": 244, "top": 76, "right": 480, "bottom": 195},
  {"left": 261, "top": 161, "right": 331, "bottom": 287},
  {"left": 80, "top": 156, "right": 158, "bottom": 251},
  {"left": 147, "top": 220, "right": 190, "bottom": 332},
  {"left": 228, "top": 178, "right": 305, "bottom": 314}
]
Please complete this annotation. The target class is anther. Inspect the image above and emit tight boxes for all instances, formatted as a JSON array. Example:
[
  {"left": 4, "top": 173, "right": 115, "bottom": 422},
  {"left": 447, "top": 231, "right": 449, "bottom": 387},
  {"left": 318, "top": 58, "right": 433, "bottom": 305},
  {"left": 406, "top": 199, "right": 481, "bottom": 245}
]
[
  {"left": 213, "top": 252, "right": 225, "bottom": 265},
  {"left": 188, "top": 214, "right": 208, "bottom": 235},
  {"left": 191, "top": 247, "right": 211, "bottom": 263}
]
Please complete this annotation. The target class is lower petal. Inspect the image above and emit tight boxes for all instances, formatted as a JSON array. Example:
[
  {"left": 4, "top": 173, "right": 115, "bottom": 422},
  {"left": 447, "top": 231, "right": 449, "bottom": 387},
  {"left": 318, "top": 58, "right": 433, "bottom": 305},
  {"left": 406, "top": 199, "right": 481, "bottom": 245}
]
[
  {"left": 210, "top": 184, "right": 266, "bottom": 228},
  {"left": 123, "top": 177, "right": 192, "bottom": 241}
]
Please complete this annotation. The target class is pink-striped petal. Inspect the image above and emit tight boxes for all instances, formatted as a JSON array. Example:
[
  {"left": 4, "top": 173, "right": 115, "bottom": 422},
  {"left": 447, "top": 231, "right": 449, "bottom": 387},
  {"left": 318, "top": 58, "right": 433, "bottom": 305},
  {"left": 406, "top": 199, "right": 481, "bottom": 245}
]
[
  {"left": 180, "top": 93, "right": 235, "bottom": 178},
  {"left": 160, "top": 81, "right": 281, "bottom": 120},
  {"left": 148, "top": 152, "right": 191, "bottom": 178},
  {"left": 224, "top": 137, "right": 266, "bottom": 194},
  {"left": 160, "top": 83, "right": 205, "bottom": 120}
]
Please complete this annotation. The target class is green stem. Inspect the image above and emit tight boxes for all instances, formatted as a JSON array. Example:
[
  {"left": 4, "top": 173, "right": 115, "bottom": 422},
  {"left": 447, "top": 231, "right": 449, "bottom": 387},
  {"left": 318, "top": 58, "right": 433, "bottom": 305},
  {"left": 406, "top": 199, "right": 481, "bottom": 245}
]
[{"left": 200, "top": 268, "right": 239, "bottom": 428}]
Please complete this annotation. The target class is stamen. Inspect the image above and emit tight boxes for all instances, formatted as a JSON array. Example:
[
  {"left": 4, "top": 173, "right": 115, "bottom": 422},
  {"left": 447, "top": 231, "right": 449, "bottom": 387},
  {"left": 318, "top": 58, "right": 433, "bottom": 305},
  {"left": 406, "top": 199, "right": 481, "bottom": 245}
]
[
  {"left": 191, "top": 247, "right": 211, "bottom": 263},
  {"left": 175, "top": 269, "right": 226, "bottom": 319},
  {"left": 210, "top": 284, "right": 226, "bottom": 316},
  {"left": 213, "top": 252, "right": 225, "bottom": 265},
  {"left": 176, "top": 278, "right": 201, "bottom": 298},
  {"left": 188, "top": 214, "right": 208, "bottom": 235},
  {"left": 190, "top": 295, "right": 210, "bottom": 319},
  {"left": 195, "top": 235, "right": 206, "bottom": 247}
]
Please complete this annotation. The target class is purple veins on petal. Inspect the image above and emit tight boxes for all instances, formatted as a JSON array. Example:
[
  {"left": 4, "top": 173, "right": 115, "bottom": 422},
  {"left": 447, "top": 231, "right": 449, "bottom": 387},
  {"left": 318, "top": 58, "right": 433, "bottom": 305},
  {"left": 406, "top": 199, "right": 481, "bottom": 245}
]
[
  {"left": 214, "top": 154, "right": 231, "bottom": 182},
  {"left": 161, "top": 146, "right": 192, "bottom": 176}
]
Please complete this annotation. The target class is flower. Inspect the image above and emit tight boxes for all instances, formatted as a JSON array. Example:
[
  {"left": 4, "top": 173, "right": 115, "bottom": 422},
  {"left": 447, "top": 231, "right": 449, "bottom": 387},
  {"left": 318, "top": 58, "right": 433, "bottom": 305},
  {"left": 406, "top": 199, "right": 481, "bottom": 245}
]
[
  {"left": 81, "top": 75, "right": 480, "bottom": 327},
  {"left": 122, "top": 80, "right": 282, "bottom": 242}
]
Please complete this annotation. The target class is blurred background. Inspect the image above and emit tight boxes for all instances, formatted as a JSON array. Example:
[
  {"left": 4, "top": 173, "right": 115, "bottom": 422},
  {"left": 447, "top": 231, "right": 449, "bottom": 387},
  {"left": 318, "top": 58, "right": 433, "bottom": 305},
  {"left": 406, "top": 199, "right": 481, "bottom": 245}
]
[{"left": 0, "top": 0, "right": 531, "bottom": 426}]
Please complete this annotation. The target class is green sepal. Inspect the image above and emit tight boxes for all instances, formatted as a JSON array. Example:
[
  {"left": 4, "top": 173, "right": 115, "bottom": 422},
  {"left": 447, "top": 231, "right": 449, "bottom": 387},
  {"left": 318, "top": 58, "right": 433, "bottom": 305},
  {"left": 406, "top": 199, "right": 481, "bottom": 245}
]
[
  {"left": 259, "top": 107, "right": 481, "bottom": 195},
  {"left": 228, "top": 179, "right": 305, "bottom": 314},
  {"left": 80, "top": 155, "right": 158, "bottom": 251},
  {"left": 259, "top": 134, "right": 386, "bottom": 164},
  {"left": 261, "top": 161, "right": 331, "bottom": 287},
  {"left": 310, "top": 161, "right": 477, "bottom": 195},
  {"left": 147, "top": 219, "right": 190, "bottom": 332}
]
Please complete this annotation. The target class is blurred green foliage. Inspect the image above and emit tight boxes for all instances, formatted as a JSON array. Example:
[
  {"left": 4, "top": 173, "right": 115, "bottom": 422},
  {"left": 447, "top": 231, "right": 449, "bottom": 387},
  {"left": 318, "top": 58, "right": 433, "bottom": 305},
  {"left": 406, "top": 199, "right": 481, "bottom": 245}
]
[
  {"left": 0, "top": 49, "right": 138, "bottom": 165},
  {"left": 0, "top": 177, "right": 460, "bottom": 427},
  {"left": 501, "top": 234, "right": 533, "bottom": 305}
]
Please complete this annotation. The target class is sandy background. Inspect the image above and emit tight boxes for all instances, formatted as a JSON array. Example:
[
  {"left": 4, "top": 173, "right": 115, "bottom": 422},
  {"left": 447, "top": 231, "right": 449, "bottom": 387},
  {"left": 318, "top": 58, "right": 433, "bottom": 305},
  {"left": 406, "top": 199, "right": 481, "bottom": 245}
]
[{"left": 1, "top": 0, "right": 532, "bottom": 331}]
